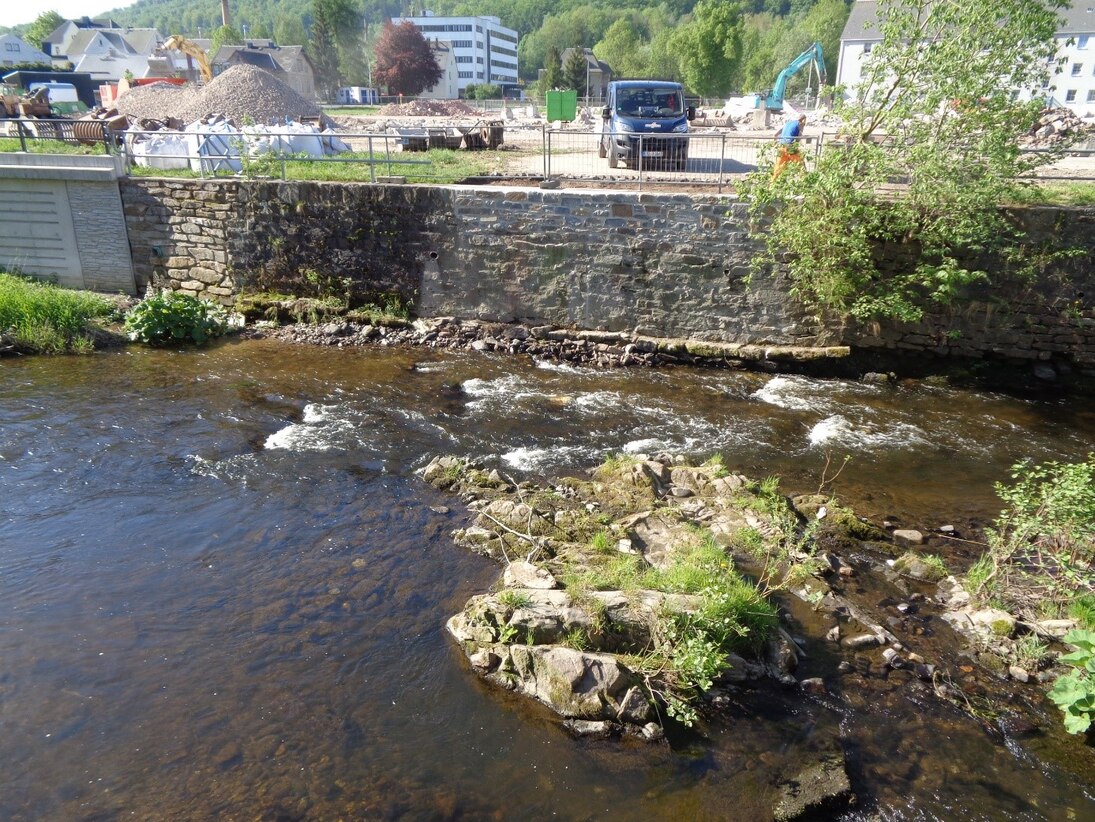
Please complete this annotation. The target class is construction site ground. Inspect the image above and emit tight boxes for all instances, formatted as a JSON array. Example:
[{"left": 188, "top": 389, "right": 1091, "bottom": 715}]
[{"left": 332, "top": 111, "right": 1095, "bottom": 187}]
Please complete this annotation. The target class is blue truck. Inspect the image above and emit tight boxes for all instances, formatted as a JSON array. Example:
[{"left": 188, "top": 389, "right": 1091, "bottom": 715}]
[{"left": 600, "top": 80, "right": 695, "bottom": 171}]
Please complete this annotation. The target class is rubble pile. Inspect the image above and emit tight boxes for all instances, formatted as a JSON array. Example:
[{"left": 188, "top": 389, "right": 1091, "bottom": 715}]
[
  {"left": 111, "top": 81, "right": 190, "bottom": 121},
  {"left": 115, "top": 65, "right": 321, "bottom": 126},
  {"left": 1025, "top": 107, "right": 1095, "bottom": 147},
  {"left": 376, "top": 99, "right": 480, "bottom": 117}
]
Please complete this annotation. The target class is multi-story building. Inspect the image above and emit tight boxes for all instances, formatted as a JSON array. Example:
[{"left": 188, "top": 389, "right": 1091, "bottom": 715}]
[
  {"left": 837, "top": 1, "right": 1095, "bottom": 117},
  {"left": 391, "top": 13, "right": 519, "bottom": 96}
]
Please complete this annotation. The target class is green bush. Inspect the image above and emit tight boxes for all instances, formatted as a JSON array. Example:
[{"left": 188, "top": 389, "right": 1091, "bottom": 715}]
[
  {"left": 970, "top": 456, "right": 1095, "bottom": 617},
  {"left": 1048, "top": 629, "right": 1095, "bottom": 735},
  {"left": 125, "top": 291, "right": 228, "bottom": 346},
  {"left": 0, "top": 272, "right": 112, "bottom": 354}
]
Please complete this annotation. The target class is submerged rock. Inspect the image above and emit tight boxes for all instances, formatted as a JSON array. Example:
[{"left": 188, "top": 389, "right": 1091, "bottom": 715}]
[
  {"left": 892, "top": 551, "right": 947, "bottom": 582},
  {"left": 772, "top": 748, "right": 854, "bottom": 821}
]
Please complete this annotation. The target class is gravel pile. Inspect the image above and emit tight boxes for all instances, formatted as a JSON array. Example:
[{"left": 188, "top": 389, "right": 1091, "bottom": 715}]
[
  {"left": 377, "top": 99, "right": 480, "bottom": 117},
  {"left": 113, "top": 82, "right": 191, "bottom": 121},
  {"left": 115, "top": 65, "right": 322, "bottom": 125}
]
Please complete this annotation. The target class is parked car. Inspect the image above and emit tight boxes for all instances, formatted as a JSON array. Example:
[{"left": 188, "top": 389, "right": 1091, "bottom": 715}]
[{"left": 600, "top": 80, "right": 695, "bottom": 171}]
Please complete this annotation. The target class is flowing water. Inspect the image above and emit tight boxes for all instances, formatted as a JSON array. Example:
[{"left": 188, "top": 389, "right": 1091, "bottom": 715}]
[{"left": 2, "top": 339, "right": 1094, "bottom": 821}]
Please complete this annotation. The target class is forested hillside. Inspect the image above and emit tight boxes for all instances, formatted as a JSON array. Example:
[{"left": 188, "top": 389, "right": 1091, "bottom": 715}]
[{"left": 100, "top": 0, "right": 850, "bottom": 96}]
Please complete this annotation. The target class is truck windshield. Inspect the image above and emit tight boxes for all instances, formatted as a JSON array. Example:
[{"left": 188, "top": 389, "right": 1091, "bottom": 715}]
[{"left": 616, "top": 88, "right": 682, "bottom": 118}]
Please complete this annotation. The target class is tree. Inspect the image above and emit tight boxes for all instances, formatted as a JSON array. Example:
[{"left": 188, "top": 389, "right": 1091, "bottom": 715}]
[
  {"left": 562, "top": 47, "right": 588, "bottom": 94},
  {"left": 24, "top": 10, "right": 64, "bottom": 51},
  {"left": 210, "top": 25, "right": 244, "bottom": 54},
  {"left": 518, "top": 5, "right": 616, "bottom": 82},
  {"left": 738, "top": 0, "right": 1070, "bottom": 323},
  {"left": 470, "top": 83, "right": 502, "bottom": 99},
  {"left": 307, "top": 0, "right": 364, "bottom": 95},
  {"left": 669, "top": 0, "right": 745, "bottom": 97},
  {"left": 373, "top": 21, "right": 442, "bottom": 96},
  {"left": 594, "top": 18, "right": 644, "bottom": 79},
  {"left": 541, "top": 45, "right": 562, "bottom": 92},
  {"left": 275, "top": 16, "right": 309, "bottom": 47},
  {"left": 309, "top": 3, "right": 342, "bottom": 99}
]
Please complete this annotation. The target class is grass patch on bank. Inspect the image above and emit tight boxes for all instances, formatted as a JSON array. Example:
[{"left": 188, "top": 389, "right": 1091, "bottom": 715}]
[
  {"left": 0, "top": 137, "right": 106, "bottom": 155},
  {"left": 0, "top": 272, "right": 114, "bottom": 353},
  {"left": 128, "top": 148, "right": 494, "bottom": 184},
  {"left": 1008, "top": 181, "right": 1095, "bottom": 207}
]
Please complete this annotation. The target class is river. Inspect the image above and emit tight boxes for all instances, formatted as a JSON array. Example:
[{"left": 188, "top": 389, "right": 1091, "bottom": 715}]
[{"left": 1, "top": 338, "right": 1093, "bottom": 820}]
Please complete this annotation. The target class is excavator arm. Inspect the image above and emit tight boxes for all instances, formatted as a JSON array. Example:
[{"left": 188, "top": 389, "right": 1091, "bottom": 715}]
[
  {"left": 162, "top": 35, "right": 213, "bottom": 82},
  {"left": 760, "top": 42, "right": 827, "bottom": 112}
]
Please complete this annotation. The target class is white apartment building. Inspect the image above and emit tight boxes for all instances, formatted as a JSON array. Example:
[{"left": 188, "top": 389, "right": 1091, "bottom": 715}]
[
  {"left": 837, "top": 1, "right": 1095, "bottom": 117},
  {"left": 391, "top": 13, "right": 519, "bottom": 96}
]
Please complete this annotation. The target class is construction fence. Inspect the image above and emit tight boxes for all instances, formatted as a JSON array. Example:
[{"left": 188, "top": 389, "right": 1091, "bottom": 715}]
[{"left": 3, "top": 117, "right": 1095, "bottom": 187}]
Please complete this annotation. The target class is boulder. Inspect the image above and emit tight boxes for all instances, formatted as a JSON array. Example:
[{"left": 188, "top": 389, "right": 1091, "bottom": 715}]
[
  {"left": 942, "top": 607, "right": 1016, "bottom": 640},
  {"left": 773, "top": 749, "right": 854, "bottom": 821},
  {"left": 1033, "top": 618, "right": 1078, "bottom": 639},
  {"left": 892, "top": 551, "right": 947, "bottom": 582},
  {"left": 476, "top": 499, "right": 555, "bottom": 536},
  {"left": 420, "top": 455, "right": 466, "bottom": 489},
  {"left": 504, "top": 645, "right": 651, "bottom": 721},
  {"left": 503, "top": 561, "right": 557, "bottom": 589},
  {"left": 892, "top": 529, "right": 925, "bottom": 546}
]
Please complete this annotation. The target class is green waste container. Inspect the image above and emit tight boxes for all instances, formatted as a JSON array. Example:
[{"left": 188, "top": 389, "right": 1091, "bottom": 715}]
[{"left": 545, "top": 89, "right": 578, "bottom": 122}]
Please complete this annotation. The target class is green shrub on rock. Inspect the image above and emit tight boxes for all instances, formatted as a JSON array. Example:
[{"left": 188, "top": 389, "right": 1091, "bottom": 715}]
[
  {"left": 1048, "top": 629, "right": 1095, "bottom": 736},
  {"left": 125, "top": 291, "right": 228, "bottom": 346}
]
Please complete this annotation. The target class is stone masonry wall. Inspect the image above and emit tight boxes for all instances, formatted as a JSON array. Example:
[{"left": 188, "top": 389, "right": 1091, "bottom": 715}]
[
  {"left": 117, "top": 179, "right": 1095, "bottom": 368},
  {"left": 120, "top": 179, "right": 239, "bottom": 303}
]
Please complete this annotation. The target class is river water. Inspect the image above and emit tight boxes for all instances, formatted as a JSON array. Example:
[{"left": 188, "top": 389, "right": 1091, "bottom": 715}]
[{"left": 2, "top": 339, "right": 1093, "bottom": 821}]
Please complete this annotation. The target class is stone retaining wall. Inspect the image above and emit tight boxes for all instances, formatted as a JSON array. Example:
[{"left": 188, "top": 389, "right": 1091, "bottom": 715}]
[
  {"left": 121, "top": 179, "right": 238, "bottom": 303},
  {"left": 118, "top": 178, "right": 1095, "bottom": 369}
]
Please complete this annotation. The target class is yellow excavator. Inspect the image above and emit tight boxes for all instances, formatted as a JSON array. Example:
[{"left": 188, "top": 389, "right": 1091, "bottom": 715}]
[{"left": 162, "top": 35, "right": 213, "bottom": 82}]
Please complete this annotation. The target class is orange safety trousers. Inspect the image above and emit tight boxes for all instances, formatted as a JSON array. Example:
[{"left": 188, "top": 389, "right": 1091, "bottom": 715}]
[{"left": 772, "top": 145, "right": 804, "bottom": 178}]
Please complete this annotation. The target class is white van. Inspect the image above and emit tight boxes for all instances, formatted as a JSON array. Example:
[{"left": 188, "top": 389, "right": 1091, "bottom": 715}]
[{"left": 29, "top": 82, "right": 79, "bottom": 103}]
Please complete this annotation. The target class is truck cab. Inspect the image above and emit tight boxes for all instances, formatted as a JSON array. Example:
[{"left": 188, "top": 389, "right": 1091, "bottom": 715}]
[{"left": 600, "top": 80, "right": 694, "bottom": 171}]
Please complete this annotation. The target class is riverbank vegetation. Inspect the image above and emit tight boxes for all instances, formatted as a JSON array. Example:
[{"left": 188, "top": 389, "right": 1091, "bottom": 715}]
[
  {"left": 967, "top": 456, "right": 1095, "bottom": 629},
  {"left": 740, "top": 0, "right": 1073, "bottom": 323},
  {"left": 124, "top": 291, "right": 229, "bottom": 346},
  {"left": 0, "top": 272, "right": 114, "bottom": 354}
]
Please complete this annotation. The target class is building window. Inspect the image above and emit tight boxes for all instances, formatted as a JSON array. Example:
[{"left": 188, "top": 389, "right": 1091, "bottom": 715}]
[
  {"left": 4, "top": 42, "right": 18, "bottom": 51},
  {"left": 456, "top": 55, "right": 472, "bottom": 63},
  {"left": 476, "top": 72, "right": 483, "bottom": 79},
  {"left": 458, "top": 71, "right": 472, "bottom": 78},
  {"left": 1088, "top": 89, "right": 1095, "bottom": 102},
  {"left": 1080, "top": 35, "right": 1090, "bottom": 49},
  {"left": 476, "top": 56, "right": 483, "bottom": 63},
  {"left": 1072, "top": 62, "right": 1083, "bottom": 76},
  {"left": 476, "top": 25, "right": 482, "bottom": 32},
  {"left": 1066, "top": 89, "right": 1077, "bottom": 102},
  {"left": 863, "top": 43, "right": 873, "bottom": 55},
  {"left": 452, "top": 40, "right": 472, "bottom": 48}
]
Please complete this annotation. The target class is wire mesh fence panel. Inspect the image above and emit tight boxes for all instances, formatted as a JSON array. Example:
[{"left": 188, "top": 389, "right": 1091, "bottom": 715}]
[
  {"left": 542, "top": 129, "right": 807, "bottom": 189},
  {"left": 119, "top": 130, "right": 449, "bottom": 182}
]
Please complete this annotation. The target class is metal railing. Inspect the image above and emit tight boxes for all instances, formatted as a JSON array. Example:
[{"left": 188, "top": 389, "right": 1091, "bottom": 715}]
[
  {"left": 119, "top": 128, "right": 440, "bottom": 181},
  {"left": 542, "top": 128, "right": 824, "bottom": 192},
  {"left": 5, "top": 116, "right": 1094, "bottom": 187},
  {"left": 1, "top": 117, "right": 115, "bottom": 154}
]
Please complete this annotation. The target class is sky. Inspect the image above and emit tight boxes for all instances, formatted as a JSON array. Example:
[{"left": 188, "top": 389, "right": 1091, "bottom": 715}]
[{"left": 1, "top": 1, "right": 125, "bottom": 30}]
